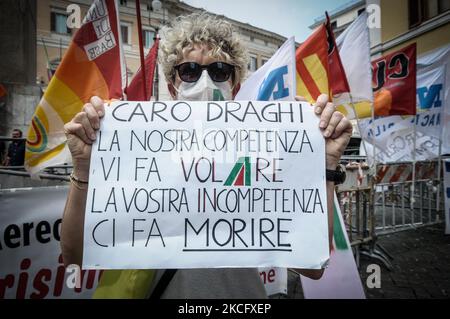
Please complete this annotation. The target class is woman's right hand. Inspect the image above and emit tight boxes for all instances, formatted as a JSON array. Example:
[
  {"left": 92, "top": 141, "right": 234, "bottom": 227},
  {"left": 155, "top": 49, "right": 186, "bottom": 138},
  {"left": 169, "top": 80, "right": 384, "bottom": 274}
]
[{"left": 64, "top": 96, "right": 105, "bottom": 181}]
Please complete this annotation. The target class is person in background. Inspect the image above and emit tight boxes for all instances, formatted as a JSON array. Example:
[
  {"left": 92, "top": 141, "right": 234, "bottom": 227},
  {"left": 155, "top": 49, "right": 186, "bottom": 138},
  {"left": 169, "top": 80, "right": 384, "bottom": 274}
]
[
  {"left": 60, "top": 12, "right": 352, "bottom": 298},
  {"left": 3, "top": 129, "right": 25, "bottom": 167}
]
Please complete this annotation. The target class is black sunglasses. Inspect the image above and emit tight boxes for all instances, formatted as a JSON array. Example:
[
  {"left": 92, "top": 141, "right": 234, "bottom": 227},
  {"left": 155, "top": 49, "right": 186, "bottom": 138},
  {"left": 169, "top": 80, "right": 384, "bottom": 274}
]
[{"left": 174, "top": 61, "right": 235, "bottom": 83}]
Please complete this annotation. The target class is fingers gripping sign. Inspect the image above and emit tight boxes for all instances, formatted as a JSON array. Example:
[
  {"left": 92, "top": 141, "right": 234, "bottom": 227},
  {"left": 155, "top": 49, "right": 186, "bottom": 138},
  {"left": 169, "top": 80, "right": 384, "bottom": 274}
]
[
  {"left": 296, "top": 94, "right": 352, "bottom": 170},
  {"left": 64, "top": 96, "right": 106, "bottom": 180}
]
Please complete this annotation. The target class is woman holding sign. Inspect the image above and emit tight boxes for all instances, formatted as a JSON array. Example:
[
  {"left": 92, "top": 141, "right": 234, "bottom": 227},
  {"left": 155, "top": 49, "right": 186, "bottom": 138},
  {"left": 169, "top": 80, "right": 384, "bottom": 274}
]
[{"left": 61, "top": 12, "right": 352, "bottom": 298}]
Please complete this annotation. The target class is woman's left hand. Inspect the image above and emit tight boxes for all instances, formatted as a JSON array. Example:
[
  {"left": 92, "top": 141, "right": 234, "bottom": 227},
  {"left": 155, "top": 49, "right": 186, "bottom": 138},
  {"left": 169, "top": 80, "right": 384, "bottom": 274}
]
[{"left": 296, "top": 94, "right": 353, "bottom": 170}]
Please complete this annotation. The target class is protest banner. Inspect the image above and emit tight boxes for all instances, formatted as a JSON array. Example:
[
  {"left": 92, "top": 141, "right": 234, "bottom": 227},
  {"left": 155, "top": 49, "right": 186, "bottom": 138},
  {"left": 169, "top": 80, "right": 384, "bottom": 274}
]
[
  {"left": 371, "top": 43, "right": 417, "bottom": 117},
  {"left": 83, "top": 100, "right": 329, "bottom": 270},
  {"left": 0, "top": 187, "right": 100, "bottom": 299},
  {"left": 360, "top": 44, "right": 450, "bottom": 164}
]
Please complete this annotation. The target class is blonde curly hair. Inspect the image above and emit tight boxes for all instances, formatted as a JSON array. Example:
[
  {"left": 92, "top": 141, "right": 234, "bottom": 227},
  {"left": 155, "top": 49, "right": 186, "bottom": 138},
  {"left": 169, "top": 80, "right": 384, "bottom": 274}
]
[{"left": 159, "top": 11, "right": 248, "bottom": 85}]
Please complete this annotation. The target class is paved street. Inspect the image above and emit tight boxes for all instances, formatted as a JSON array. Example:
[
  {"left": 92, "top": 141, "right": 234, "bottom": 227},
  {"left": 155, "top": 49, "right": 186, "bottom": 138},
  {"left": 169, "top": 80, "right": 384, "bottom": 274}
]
[
  {"left": 275, "top": 223, "right": 450, "bottom": 299},
  {"left": 359, "top": 223, "right": 450, "bottom": 299}
]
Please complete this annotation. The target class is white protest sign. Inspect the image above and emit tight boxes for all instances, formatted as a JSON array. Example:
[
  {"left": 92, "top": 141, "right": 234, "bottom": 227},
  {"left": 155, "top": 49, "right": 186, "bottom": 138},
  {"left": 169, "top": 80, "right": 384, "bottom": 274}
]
[{"left": 83, "top": 100, "right": 329, "bottom": 269}]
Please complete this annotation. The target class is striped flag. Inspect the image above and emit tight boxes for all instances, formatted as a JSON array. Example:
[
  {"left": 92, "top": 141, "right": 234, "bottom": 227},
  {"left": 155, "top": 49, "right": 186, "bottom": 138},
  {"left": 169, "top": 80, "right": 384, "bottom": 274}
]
[
  {"left": 296, "top": 16, "right": 350, "bottom": 103},
  {"left": 25, "top": 0, "right": 126, "bottom": 174},
  {"left": 296, "top": 25, "right": 330, "bottom": 102}
]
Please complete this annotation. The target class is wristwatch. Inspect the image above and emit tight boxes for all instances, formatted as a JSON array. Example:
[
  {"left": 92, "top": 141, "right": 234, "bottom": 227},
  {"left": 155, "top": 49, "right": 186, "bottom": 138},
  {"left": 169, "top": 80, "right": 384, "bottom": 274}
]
[{"left": 326, "top": 164, "right": 346, "bottom": 185}]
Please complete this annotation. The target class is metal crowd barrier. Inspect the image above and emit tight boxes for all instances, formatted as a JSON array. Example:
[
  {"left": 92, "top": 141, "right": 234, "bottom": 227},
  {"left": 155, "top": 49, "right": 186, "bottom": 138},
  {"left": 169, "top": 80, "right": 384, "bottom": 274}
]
[
  {"left": 373, "top": 160, "right": 444, "bottom": 235},
  {"left": 335, "top": 159, "right": 445, "bottom": 270}
]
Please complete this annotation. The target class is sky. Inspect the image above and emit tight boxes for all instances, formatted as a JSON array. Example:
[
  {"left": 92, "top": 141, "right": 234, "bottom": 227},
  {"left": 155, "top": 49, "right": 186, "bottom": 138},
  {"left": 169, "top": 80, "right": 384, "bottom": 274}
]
[{"left": 182, "top": 0, "right": 351, "bottom": 43}]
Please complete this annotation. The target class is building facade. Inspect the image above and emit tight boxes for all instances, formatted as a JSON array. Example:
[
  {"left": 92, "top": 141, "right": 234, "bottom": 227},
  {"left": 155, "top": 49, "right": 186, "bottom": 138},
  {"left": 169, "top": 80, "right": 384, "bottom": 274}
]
[
  {"left": 310, "top": 0, "right": 450, "bottom": 57},
  {"left": 35, "top": 0, "right": 287, "bottom": 101},
  {"left": 369, "top": 0, "right": 450, "bottom": 57},
  {"left": 309, "top": 0, "right": 366, "bottom": 39},
  {"left": 309, "top": 0, "right": 449, "bottom": 146}
]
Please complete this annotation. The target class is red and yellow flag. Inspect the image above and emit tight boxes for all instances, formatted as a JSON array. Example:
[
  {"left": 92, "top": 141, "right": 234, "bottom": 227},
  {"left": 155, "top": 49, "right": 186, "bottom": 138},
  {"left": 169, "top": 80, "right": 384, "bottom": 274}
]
[
  {"left": 296, "top": 25, "right": 330, "bottom": 102},
  {"left": 325, "top": 13, "right": 350, "bottom": 97},
  {"left": 296, "top": 17, "right": 350, "bottom": 103},
  {"left": 25, "top": 0, "right": 126, "bottom": 174}
]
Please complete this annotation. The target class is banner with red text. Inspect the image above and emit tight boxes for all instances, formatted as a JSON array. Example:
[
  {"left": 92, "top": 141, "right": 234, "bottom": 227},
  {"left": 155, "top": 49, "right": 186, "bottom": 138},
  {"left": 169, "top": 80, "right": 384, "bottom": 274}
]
[{"left": 0, "top": 187, "right": 101, "bottom": 299}]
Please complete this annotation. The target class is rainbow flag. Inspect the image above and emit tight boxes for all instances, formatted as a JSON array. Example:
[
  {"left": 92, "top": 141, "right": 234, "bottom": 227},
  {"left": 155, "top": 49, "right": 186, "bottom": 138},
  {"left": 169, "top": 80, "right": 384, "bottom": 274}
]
[{"left": 25, "top": 0, "right": 126, "bottom": 174}]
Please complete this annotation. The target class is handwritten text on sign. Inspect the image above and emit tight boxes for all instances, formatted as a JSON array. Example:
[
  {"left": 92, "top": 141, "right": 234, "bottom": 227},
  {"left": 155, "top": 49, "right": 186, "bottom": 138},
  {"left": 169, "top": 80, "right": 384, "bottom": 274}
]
[{"left": 83, "top": 101, "right": 329, "bottom": 269}]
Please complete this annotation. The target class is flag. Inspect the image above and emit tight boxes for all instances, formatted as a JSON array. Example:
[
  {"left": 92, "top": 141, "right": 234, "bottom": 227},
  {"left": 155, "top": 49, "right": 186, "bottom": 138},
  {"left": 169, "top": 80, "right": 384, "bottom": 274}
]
[
  {"left": 126, "top": 38, "right": 159, "bottom": 101},
  {"left": 335, "top": 12, "right": 374, "bottom": 119},
  {"left": 296, "top": 25, "right": 330, "bottom": 102},
  {"left": 301, "top": 194, "right": 365, "bottom": 299},
  {"left": 25, "top": 0, "right": 126, "bottom": 174},
  {"left": 372, "top": 43, "right": 417, "bottom": 116},
  {"left": 325, "top": 13, "right": 350, "bottom": 97},
  {"left": 235, "top": 37, "right": 296, "bottom": 101},
  {"left": 360, "top": 44, "right": 449, "bottom": 164},
  {"left": 296, "top": 16, "right": 350, "bottom": 103}
]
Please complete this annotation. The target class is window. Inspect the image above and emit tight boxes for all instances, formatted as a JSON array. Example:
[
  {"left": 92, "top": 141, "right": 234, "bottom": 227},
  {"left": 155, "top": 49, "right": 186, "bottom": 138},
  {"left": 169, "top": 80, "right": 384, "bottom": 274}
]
[
  {"left": 121, "top": 24, "right": 130, "bottom": 44},
  {"left": 250, "top": 36, "right": 254, "bottom": 42},
  {"left": 409, "top": 0, "right": 450, "bottom": 28},
  {"left": 120, "top": 0, "right": 127, "bottom": 6},
  {"left": 50, "top": 12, "right": 71, "bottom": 34},
  {"left": 143, "top": 30, "right": 155, "bottom": 48},
  {"left": 262, "top": 59, "right": 268, "bottom": 66},
  {"left": 248, "top": 56, "right": 257, "bottom": 72}
]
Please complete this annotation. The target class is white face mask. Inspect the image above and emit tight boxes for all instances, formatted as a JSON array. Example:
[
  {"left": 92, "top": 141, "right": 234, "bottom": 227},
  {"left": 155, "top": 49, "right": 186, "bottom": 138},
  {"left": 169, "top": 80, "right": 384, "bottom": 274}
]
[{"left": 174, "top": 70, "right": 232, "bottom": 101}]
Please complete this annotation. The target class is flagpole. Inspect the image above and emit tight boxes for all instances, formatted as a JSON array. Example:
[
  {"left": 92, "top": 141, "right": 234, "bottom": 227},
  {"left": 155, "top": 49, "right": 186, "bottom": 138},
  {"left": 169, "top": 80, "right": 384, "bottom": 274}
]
[
  {"left": 41, "top": 37, "right": 52, "bottom": 81},
  {"left": 436, "top": 125, "right": 442, "bottom": 213},
  {"left": 348, "top": 95, "right": 369, "bottom": 158},
  {"left": 435, "top": 63, "right": 446, "bottom": 214},
  {"left": 135, "top": 0, "right": 148, "bottom": 100}
]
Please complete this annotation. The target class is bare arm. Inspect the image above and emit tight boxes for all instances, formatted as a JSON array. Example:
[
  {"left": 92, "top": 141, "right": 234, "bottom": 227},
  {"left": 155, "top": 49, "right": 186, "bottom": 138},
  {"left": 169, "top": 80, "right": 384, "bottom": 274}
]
[
  {"left": 60, "top": 96, "right": 104, "bottom": 268},
  {"left": 61, "top": 176, "right": 88, "bottom": 267}
]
